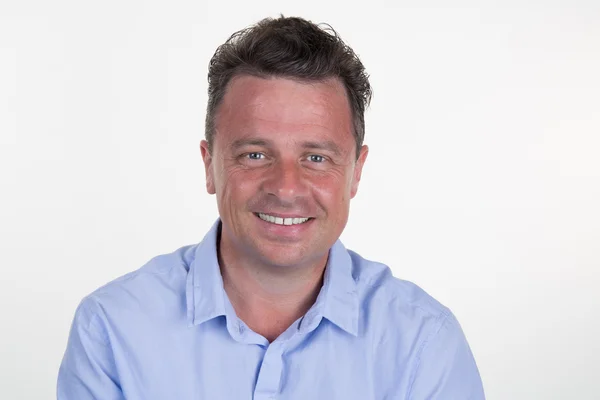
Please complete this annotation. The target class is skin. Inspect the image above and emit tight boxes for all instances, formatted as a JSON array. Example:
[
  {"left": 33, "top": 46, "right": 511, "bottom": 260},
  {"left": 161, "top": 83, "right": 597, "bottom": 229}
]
[{"left": 200, "top": 75, "right": 368, "bottom": 341}]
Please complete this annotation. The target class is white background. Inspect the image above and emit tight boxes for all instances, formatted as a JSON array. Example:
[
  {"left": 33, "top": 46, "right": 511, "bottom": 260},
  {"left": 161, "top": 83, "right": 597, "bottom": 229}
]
[{"left": 1, "top": 0, "right": 599, "bottom": 398}]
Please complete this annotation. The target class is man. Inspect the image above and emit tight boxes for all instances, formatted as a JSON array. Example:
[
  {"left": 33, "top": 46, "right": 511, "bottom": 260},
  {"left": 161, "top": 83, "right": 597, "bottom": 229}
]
[{"left": 58, "top": 16, "right": 485, "bottom": 399}]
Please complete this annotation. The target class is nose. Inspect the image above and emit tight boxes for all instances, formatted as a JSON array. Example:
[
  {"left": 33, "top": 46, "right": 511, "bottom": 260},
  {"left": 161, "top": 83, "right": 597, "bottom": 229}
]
[{"left": 262, "top": 159, "right": 309, "bottom": 202}]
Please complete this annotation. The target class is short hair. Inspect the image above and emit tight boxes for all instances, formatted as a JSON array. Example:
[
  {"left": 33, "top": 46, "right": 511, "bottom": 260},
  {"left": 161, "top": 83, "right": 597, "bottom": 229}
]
[{"left": 205, "top": 16, "right": 372, "bottom": 159}]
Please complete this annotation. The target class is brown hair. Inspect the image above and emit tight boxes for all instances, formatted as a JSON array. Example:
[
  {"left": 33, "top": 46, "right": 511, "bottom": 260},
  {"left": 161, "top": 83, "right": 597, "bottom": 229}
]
[{"left": 205, "top": 16, "right": 372, "bottom": 158}]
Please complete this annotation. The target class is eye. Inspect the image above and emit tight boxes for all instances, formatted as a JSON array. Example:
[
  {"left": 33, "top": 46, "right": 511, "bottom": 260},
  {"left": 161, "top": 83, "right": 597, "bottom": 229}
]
[
  {"left": 246, "top": 152, "right": 265, "bottom": 160},
  {"left": 307, "top": 154, "right": 325, "bottom": 163}
]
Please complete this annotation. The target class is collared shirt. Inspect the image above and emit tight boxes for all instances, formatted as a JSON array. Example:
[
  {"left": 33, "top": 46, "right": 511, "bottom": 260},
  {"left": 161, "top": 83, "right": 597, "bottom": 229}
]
[{"left": 58, "top": 220, "right": 485, "bottom": 399}]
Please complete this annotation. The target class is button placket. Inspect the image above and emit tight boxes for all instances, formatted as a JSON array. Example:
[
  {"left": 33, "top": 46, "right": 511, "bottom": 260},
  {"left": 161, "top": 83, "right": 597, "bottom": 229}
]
[{"left": 253, "top": 342, "right": 285, "bottom": 400}]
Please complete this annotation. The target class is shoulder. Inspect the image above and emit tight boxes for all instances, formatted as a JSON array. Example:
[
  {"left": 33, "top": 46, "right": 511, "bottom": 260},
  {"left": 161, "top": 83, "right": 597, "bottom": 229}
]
[
  {"left": 74, "top": 244, "right": 198, "bottom": 325},
  {"left": 349, "top": 249, "right": 451, "bottom": 319},
  {"left": 348, "top": 248, "right": 454, "bottom": 344},
  {"left": 346, "top": 249, "right": 484, "bottom": 397}
]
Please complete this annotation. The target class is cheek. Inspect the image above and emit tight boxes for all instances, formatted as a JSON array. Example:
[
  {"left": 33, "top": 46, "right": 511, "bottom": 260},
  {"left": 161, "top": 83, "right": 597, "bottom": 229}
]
[
  {"left": 310, "top": 173, "right": 352, "bottom": 203},
  {"left": 219, "top": 168, "right": 258, "bottom": 200}
]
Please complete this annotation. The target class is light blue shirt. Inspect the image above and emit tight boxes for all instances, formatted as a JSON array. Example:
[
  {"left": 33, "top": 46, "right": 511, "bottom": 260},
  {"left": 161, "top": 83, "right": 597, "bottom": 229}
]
[{"left": 58, "top": 220, "right": 485, "bottom": 399}]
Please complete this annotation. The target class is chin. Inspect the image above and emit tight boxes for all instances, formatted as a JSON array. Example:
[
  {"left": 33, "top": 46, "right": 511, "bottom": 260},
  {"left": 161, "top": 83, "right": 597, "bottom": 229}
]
[{"left": 257, "top": 240, "right": 329, "bottom": 269}]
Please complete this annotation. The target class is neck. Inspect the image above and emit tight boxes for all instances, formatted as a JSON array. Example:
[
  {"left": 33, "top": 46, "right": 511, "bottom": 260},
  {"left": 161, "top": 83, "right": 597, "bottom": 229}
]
[{"left": 217, "top": 230, "right": 327, "bottom": 342}]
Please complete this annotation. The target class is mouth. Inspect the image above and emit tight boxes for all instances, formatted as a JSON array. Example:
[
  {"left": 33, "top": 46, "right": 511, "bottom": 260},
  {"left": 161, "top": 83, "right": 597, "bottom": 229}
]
[{"left": 254, "top": 212, "right": 314, "bottom": 226}]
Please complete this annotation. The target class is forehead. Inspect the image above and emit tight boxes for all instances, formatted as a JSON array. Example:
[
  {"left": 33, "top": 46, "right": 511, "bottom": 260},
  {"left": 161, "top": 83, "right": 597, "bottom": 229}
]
[{"left": 214, "top": 75, "right": 354, "bottom": 149}]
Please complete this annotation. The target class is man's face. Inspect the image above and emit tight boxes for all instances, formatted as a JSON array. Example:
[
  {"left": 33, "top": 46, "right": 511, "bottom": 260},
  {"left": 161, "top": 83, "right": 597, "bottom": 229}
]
[{"left": 200, "top": 75, "right": 368, "bottom": 269}]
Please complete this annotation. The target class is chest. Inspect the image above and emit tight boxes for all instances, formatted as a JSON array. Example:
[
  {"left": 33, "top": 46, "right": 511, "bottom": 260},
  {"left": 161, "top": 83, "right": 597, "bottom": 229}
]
[{"left": 111, "top": 321, "right": 411, "bottom": 400}]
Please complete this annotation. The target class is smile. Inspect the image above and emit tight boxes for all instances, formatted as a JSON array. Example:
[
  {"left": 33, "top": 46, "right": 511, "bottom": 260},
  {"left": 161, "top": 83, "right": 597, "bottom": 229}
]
[{"left": 256, "top": 213, "right": 312, "bottom": 226}]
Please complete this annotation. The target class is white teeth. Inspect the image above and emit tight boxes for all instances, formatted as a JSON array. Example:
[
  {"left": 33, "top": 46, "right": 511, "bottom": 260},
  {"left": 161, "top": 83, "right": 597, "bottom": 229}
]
[{"left": 258, "top": 213, "right": 310, "bottom": 226}]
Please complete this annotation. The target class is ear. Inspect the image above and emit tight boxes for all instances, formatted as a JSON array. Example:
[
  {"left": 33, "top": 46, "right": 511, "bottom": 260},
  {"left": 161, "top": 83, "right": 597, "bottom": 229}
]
[
  {"left": 350, "top": 145, "right": 368, "bottom": 199},
  {"left": 200, "top": 140, "right": 216, "bottom": 195}
]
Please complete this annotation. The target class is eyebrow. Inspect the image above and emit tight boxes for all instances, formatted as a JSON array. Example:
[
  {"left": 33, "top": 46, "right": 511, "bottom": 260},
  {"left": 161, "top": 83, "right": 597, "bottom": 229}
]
[
  {"left": 300, "top": 140, "right": 343, "bottom": 157},
  {"left": 229, "top": 137, "right": 343, "bottom": 157},
  {"left": 229, "top": 138, "right": 271, "bottom": 151}
]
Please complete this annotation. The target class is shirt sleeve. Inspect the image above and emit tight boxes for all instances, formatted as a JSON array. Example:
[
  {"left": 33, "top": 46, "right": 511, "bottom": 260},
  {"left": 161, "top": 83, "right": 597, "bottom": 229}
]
[
  {"left": 407, "top": 312, "right": 485, "bottom": 400},
  {"left": 57, "top": 299, "right": 125, "bottom": 400}
]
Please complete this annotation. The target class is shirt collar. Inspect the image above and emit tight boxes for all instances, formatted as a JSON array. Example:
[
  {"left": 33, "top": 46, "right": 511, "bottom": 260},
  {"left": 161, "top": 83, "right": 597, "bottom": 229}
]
[
  {"left": 186, "top": 219, "right": 359, "bottom": 336},
  {"left": 302, "top": 239, "right": 359, "bottom": 336},
  {"left": 187, "top": 219, "right": 228, "bottom": 326}
]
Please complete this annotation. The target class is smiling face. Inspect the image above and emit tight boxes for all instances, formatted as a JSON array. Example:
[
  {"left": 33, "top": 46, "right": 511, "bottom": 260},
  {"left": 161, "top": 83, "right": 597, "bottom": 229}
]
[{"left": 200, "top": 75, "right": 368, "bottom": 270}]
